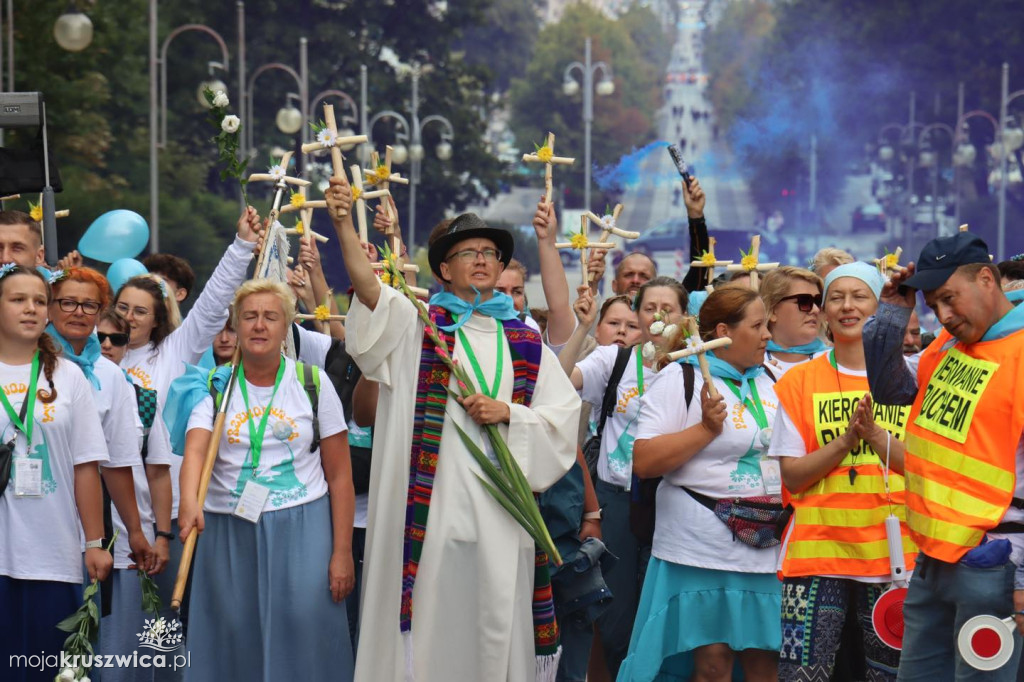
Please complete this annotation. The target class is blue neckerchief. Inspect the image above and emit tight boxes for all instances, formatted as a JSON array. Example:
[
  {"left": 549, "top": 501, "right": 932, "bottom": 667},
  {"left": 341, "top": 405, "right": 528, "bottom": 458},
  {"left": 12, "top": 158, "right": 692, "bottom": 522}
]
[
  {"left": 46, "top": 323, "right": 102, "bottom": 390},
  {"left": 678, "top": 349, "right": 764, "bottom": 401},
  {"left": 766, "top": 338, "right": 828, "bottom": 356},
  {"left": 162, "top": 362, "right": 232, "bottom": 455},
  {"left": 981, "top": 299, "right": 1024, "bottom": 342},
  {"left": 428, "top": 287, "right": 519, "bottom": 332},
  {"left": 1005, "top": 289, "right": 1024, "bottom": 304},
  {"left": 196, "top": 346, "right": 217, "bottom": 371}
]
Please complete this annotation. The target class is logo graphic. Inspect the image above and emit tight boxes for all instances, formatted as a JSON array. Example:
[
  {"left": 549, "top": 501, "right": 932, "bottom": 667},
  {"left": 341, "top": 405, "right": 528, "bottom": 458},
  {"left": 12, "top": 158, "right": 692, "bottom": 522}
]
[{"left": 137, "top": 617, "right": 183, "bottom": 652}]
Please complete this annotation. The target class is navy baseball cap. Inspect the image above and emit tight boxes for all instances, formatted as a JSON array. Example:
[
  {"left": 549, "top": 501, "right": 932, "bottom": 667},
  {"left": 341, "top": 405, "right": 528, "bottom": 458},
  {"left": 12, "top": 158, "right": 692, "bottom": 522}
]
[{"left": 903, "top": 232, "right": 992, "bottom": 291}]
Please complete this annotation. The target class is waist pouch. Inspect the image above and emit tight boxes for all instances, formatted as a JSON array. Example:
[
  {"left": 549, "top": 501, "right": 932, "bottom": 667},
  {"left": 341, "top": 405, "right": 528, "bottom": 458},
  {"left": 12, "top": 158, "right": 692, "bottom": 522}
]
[{"left": 683, "top": 487, "right": 791, "bottom": 549}]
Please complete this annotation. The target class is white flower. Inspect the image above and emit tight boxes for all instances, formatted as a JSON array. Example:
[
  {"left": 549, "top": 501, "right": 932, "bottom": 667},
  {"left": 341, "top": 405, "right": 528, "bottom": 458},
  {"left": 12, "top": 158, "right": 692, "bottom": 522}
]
[
  {"left": 267, "top": 164, "right": 286, "bottom": 180},
  {"left": 212, "top": 91, "right": 229, "bottom": 108},
  {"left": 662, "top": 323, "right": 678, "bottom": 339},
  {"left": 316, "top": 128, "right": 338, "bottom": 148},
  {"left": 80, "top": 676, "right": 91, "bottom": 682},
  {"left": 649, "top": 320, "right": 665, "bottom": 336},
  {"left": 602, "top": 214, "right": 615, "bottom": 227},
  {"left": 221, "top": 115, "right": 240, "bottom": 133},
  {"left": 685, "top": 336, "right": 705, "bottom": 353},
  {"left": 642, "top": 341, "right": 656, "bottom": 361},
  {"left": 58, "top": 669, "right": 76, "bottom": 682}
]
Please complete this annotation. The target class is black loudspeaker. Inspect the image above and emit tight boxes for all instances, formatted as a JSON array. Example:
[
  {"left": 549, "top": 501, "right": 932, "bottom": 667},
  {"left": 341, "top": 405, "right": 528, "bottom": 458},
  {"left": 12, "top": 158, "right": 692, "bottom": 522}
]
[{"left": 0, "top": 92, "right": 62, "bottom": 264}]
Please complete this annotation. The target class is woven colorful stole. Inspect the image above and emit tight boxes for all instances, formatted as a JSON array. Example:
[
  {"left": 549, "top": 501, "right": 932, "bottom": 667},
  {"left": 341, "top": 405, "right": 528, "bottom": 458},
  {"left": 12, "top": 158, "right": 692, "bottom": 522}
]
[{"left": 401, "top": 306, "right": 559, "bottom": 658}]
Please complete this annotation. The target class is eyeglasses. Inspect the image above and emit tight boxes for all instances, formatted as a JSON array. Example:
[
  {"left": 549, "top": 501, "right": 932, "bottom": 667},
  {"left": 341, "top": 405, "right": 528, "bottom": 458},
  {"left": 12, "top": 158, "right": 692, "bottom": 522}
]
[
  {"left": 97, "top": 332, "right": 130, "bottom": 347},
  {"left": 778, "top": 293, "right": 822, "bottom": 313},
  {"left": 445, "top": 248, "right": 501, "bottom": 264},
  {"left": 115, "top": 302, "right": 152, "bottom": 319},
  {"left": 55, "top": 298, "right": 101, "bottom": 315}
]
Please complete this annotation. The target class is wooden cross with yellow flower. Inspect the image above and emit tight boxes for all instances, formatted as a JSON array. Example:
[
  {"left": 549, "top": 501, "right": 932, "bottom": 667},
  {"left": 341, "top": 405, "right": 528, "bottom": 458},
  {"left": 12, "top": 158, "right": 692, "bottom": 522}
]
[
  {"left": 726, "top": 235, "right": 780, "bottom": 290},
  {"left": 690, "top": 236, "right": 733, "bottom": 287},
  {"left": 664, "top": 316, "right": 731, "bottom": 399},
  {"left": 522, "top": 132, "right": 575, "bottom": 205},
  {"left": 873, "top": 246, "right": 905, "bottom": 279},
  {"left": 29, "top": 195, "right": 69, "bottom": 221},
  {"left": 348, "top": 163, "right": 393, "bottom": 245},
  {"left": 280, "top": 185, "right": 329, "bottom": 244},
  {"left": 247, "top": 151, "right": 311, "bottom": 225},
  {"left": 555, "top": 216, "right": 616, "bottom": 286},
  {"left": 294, "top": 291, "right": 346, "bottom": 332},
  {"left": 363, "top": 146, "right": 410, "bottom": 255},
  {"left": 300, "top": 103, "right": 368, "bottom": 218}
]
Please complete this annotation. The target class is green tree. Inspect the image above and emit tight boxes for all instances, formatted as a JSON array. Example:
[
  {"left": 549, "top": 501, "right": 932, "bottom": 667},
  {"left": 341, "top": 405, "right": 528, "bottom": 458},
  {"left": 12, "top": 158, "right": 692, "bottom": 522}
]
[{"left": 508, "top": 3, "right": 668, "bottom": 210}]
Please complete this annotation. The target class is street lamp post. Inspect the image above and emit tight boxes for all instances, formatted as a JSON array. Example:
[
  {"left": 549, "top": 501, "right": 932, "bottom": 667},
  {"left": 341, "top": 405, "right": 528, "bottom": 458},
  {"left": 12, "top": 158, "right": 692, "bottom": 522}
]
[
  {"left": 952, "top": 109, "right": 999, "bottom": 229},
  {"left": 996, "top": 63, "right": 1024, "bottom": 262},
  {"left": 562, "top": 36, "right": 614, "bottom": 213},
  {"left": 915, "top": 122, "right": 954, "bottom": 237},
  {"left": 406, "top": 66, "right": 454, "bottom": 249},
  {"left": 149, "top": 0, "right": 244, "bottom": 253}
]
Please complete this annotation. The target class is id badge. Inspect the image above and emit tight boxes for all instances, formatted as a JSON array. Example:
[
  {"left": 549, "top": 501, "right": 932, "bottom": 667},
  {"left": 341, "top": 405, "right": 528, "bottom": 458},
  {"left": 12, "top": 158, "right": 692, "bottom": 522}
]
[
  {"left": 14, "top": 458, "right": 42, "bottom": 496},
  {"left": 760, "top": 457, "right": 783, "bottom": 495},
  {"left": 233, "top": 480, "right": 270, "bottom": 523}
]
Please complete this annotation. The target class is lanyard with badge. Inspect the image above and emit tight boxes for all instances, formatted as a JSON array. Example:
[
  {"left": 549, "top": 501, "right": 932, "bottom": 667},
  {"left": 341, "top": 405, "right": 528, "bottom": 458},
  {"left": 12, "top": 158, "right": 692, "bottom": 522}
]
[
  {"left": 232, "top": 359, "right": 285, "bottom": 522},
  {"left": 457, "top": 320, "right": 505, "bottom": 398},
  {"left": 722, "top": 376, "right": 781, "bottom": 494},
  {"left": 0, "top": 352, "right": 42, "bottom": 497}
]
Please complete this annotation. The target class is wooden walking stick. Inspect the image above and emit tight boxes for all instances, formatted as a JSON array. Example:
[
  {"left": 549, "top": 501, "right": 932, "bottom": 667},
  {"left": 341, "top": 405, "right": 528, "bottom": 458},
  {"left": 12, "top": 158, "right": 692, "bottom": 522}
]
[{"left": 170, "top": 186, "right": 285, "bottom": 611}]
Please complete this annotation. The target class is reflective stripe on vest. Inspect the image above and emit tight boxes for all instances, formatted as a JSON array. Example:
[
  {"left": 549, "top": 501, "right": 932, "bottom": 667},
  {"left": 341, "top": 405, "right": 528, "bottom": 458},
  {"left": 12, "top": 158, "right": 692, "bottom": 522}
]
[
  {"left": 774, "top": 354, "right": 918, "bottom": 578},
  {"left": 904, "top": 328, "right": 1024, "bottom": 562}
]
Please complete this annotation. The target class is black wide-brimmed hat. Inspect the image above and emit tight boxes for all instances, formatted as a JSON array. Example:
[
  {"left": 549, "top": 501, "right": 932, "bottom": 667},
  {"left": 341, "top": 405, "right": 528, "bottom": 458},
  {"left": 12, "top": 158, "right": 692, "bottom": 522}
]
[{"left": 427, "top": 213, "right": 514, "bottom": 279}]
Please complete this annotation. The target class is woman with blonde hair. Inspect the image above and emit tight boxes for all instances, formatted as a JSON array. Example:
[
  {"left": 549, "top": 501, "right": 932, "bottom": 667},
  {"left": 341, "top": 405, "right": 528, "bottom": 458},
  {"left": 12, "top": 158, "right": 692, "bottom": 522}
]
[
  {"left": 759, "top": 266, "right": 825, "bottom": 377},
  {"left": 178, "top": 279, "right": 355, "bottom": 681}
]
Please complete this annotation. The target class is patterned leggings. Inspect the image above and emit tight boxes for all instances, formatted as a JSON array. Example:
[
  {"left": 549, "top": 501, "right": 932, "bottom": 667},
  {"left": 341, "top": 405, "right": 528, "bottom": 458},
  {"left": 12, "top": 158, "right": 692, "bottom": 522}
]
[{"left": 779, "top": 576, "right": 901, "bottom": 681}]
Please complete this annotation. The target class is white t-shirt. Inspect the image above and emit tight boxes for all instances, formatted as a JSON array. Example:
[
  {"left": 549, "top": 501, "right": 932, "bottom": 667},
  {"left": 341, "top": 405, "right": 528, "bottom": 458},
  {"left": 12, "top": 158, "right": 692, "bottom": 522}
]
[
  {"left": 576, "top": 344, "right": 656, "bottom": 488},
  {"left": 764, "top": 350, "right": 825, "bottom": 380},
  {"left": 187, "top": 358, "right": 348, "bottom": 514},
  {"left": 120, "top": 236, "right": 256, "bottom": 517},
  {"left": 296, "top": 323, "right": 334, "bottom": 367},
  {"left": 637, "top": 363, "right": 780, "bottom": 573},
  {"left": 0, "top": 358, "right": 109, "bottom": 583},
  {"left": 93, "top": 356, "right": 144, "bottom": 468}
]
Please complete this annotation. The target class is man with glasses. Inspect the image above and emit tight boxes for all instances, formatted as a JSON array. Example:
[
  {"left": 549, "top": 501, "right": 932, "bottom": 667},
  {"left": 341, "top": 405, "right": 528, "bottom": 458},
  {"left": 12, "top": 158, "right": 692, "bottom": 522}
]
[{"left": 326, "top": 176, "right": 580, "bottom": 682}]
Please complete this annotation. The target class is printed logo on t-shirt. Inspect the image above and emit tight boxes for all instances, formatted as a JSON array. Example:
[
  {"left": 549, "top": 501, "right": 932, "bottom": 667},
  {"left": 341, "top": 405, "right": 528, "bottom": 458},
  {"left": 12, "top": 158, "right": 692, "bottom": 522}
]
[
  {"left": 125, "top": 367, "right": 153, "bottom": 389},
  {"left": 228, "top": 407, "right": 307, "bottom": 508},
  {"left": 813, "top": 391, "right": 909, "bottom": 465}
]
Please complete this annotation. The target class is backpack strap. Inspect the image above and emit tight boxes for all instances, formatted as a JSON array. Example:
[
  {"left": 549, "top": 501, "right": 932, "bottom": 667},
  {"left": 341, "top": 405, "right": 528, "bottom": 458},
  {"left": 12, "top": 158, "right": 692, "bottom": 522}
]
[
  {"left": 681, "top": 361, "right": 695, "bottom": 408},
  {"left": 595, "top": 345, "right": 634, "bottom": 442},
  {"left": 295, "top": 362, "right": 321, "bottom": 452},
  {"left": 761, "top": 364, "right": 778, "bottom": 384}
]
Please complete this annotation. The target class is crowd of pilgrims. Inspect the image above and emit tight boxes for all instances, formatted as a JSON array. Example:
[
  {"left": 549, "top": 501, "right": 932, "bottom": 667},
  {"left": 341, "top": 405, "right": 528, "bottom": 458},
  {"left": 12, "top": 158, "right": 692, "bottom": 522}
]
[{"left": 2, "top": 171, "right": 1024, "bottom": 682}]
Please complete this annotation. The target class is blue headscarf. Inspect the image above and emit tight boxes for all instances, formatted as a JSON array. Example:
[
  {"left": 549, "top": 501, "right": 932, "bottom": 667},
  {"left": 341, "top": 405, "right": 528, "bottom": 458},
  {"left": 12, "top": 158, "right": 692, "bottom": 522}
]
[{"left": 823, "top": 261, "right": 884, "bottom": 301}]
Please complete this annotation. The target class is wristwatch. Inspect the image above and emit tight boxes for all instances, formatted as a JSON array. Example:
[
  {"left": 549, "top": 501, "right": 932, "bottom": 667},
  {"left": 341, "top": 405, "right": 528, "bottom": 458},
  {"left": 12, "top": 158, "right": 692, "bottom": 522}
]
[
  {"left": 84, "top": 538, "right": 105, "bottom": 550},
  {"left": 155, "top": 530, "right": 176, "bottom": 541}
]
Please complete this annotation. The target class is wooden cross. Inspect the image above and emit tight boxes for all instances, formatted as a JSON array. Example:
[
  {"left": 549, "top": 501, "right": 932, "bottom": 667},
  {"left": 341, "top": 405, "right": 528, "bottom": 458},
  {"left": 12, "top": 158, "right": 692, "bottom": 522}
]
[
  {"left": 300, "top": 104, "right": 368, "bottom": 218},
  {"left": 294, "top": 292, "right": 346, "bottom": 331},
  {"left": 522, "top": 132, "right": 574, "bottom": 205},
  {"left": 280, "top": 186, "right": 329, "bottom": 244},
  {"left": 874, "top": 246, "right": 905, "bottom": 279},
  {"left": 959, "top": 224, "right": 969, "bottom": 232},
  {"left": 584, "top": 204, "right": 639, "bottom": 282},
  {"left": 664, "top": 316, "right": 731, "bottom": 398},
  {"left": 726, "top": 235, "right": 780, "bottom": 290},
  {"left": 556, "top": 217, "right": 616, "bottom": 286},
  {"left": 364, "top": 146, "right": 410, "bottom": 255},
  {"left": 349, "top": 164, "right": 392, "bottom": 244},
  {"left": 247, "top": 151, "right": 311, "bottom": 225},
  {"left": 30, "top": 194, "right": 70, "bottom": 221},
  {"left": 690, "top": 236, "right": 733, "bottom": 287}
]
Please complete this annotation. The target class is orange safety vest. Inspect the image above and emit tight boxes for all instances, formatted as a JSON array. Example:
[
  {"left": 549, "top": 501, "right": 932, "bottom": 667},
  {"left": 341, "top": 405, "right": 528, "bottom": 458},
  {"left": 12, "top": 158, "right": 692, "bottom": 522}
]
[
  {"left": 775, "top": 353, "right": 918, "bottom": 578},
  {"left": 904, "top": 327, "right": 1024, "bottom": 562}
]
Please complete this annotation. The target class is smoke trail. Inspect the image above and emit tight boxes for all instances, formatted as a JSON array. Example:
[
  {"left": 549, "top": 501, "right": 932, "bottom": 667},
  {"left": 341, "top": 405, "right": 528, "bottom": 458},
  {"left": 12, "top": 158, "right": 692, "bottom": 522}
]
[{"left": 593, "top": 141, "right": 676, "bottom": 193}]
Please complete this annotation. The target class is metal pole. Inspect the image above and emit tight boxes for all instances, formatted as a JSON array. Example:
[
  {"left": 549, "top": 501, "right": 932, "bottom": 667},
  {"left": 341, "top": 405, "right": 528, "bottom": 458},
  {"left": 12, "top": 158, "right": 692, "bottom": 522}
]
[
  {"left": 583, "top": 36, "right": 593, "bottom": 213},
  {"left": 299, "top": 36, "right": 308, "bottom": 176},
  {"left": 5, "top": 0, "right": 11, "bottom": 92},
  {"left": 409, "top": 68, "right": 420, "bottom": 249},
  {"left": 905, "top": 91, "right": 915, "bottom": 251},
  {"left": 998, "top": 62, "right": 1009, "bottom": 262},
  {"left": 359, "top": 64, "right": 368, "bottom": 167},
  {"left": 149, "top": 0, "right": 159, "bottom": 252},
  {"left": 0, "top": 0, "right": 5, "bottom": 147},
  {"left": 237, "top": 1, "right": 245, "bottom": 161},
  {"left": 955, "top": 81, "right": 964, "bottom": 226},
  {"left": 809, "top": 134, "right": 817, "bottom": 212}
]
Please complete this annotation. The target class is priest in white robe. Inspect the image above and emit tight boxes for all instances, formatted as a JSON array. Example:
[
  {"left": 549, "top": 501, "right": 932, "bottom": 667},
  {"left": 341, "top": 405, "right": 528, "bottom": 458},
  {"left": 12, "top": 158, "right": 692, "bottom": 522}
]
[{"left": 325, "top": 178, "right": 581, "bottom": 682}]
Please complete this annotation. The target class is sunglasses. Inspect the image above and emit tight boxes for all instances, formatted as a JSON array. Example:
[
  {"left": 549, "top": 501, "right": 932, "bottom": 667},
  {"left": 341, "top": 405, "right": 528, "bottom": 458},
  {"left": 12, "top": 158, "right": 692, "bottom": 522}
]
[
  {"left": 97, "top": 332, "right": 130, "bottom": 347},
  {"left": 778, "top": 293, "right": 822, "bottom": 313}
]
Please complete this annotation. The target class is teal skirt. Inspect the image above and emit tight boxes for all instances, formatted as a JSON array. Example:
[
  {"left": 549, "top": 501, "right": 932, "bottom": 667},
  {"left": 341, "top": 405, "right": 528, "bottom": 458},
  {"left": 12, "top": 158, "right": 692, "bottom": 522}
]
[
  {"left": 617, "top": 557, "right": 782, "bottom": 682},
  {"left": 185, "top": 496, "right": 353, "bottom": 682}
]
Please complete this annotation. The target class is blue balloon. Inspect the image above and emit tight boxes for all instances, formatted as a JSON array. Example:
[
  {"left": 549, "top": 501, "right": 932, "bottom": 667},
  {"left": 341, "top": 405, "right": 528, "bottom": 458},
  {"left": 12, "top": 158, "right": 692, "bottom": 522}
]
[
  {"left": 106, "top": 258, "right": 148, "bottom": 295},
  {"left": 79, "top": 210, "right": 150, "bottom": 263}
]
